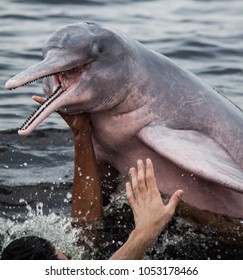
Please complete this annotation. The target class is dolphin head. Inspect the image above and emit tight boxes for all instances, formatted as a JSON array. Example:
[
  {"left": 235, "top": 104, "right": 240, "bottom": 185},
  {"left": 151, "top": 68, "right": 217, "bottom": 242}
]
[{"left": 5, "top": 22, "right": 133, "bottom": 136}]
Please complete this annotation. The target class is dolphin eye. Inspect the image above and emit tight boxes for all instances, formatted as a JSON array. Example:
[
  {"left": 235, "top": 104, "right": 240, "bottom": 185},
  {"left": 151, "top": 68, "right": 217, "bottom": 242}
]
[
  {"left": 98, "top": 47, "right": 104, "bottom": 53},
  {"left": 98, "top": 39, "right": 109, "bottom": 53},
  {"left": 92, "top": 43, "right": 100, "bottom": 55}
]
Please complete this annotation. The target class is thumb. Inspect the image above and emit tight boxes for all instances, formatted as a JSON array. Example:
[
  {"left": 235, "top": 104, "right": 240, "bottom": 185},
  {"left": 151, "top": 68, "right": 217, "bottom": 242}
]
[
  {"left": 32, "top": 95, "right": 45, "bottom": 105},
  {"left": 167, "top": 189, "right": 184, "bottom": 212}
]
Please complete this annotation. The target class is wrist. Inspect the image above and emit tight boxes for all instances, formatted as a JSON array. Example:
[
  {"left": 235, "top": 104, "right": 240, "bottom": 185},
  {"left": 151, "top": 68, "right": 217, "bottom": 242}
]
[
  {"left": 109, "top": 227, "right": 157, "bottom": 260},
  {"left": 130, "top": 227, "right": 158, "bottom": 246}
]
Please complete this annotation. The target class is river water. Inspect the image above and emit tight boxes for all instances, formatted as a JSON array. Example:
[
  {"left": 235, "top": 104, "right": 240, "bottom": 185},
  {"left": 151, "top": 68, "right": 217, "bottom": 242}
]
[{"left": 0, "top": 0, "right": 243, "bottom": 259}]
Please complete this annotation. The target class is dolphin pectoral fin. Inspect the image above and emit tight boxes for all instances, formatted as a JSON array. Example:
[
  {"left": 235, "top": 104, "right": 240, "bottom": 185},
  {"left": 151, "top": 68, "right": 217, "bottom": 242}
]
[{"left": 138, "top": 125, "right": 243, "bottom": 193}]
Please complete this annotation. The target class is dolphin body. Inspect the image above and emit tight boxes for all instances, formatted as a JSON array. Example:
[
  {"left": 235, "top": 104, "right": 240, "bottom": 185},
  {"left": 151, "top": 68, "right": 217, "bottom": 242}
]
[{"left": 5, "top": 22, "right": 243, "bottom": 223}]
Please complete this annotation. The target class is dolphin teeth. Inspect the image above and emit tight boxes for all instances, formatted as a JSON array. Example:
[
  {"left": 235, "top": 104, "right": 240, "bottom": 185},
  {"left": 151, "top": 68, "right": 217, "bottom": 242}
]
[{"left": 19, "top": 85, "right": 65, "bottom": 131}]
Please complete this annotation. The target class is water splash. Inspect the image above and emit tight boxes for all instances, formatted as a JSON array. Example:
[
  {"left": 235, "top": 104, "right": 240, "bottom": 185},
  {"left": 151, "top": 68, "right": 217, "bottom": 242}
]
[
  {"left": 0, "top": 200, "right": 99, "bottom": 260},
  {"left": 0, "top": 180, "right": 242, "bottom": 260}
]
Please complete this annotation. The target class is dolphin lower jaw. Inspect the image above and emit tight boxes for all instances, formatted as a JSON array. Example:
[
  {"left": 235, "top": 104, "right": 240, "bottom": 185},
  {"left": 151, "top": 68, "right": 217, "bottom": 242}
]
[{"left": 18, "top": 85, "right": 65, "bottom": 135}]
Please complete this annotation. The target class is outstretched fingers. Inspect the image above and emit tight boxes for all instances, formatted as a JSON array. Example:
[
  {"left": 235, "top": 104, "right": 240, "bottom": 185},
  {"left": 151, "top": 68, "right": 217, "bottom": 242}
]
[
  {"left": 126, "top": 181, "right": 136, "bottom": 209},
  {"left": 126, "top": 159, "right": 156, "bottom": 210},
  {"left": 128, "top": 160, "right": 147, "bottom": 202},
  {"left": 137, "top": 159, "right": 147, "bottom": 194},
  {"left": 126, "top": 158, "right": 185, "bottom": 240},
  {"left": 145, "top": 158, "right": 158, "bottom": 195},
  {"left": 129, "top": 166, "right": 139, "bottom": 198},
  {"left": 166, "top": 189, "right": 184, "bottom": 216}
]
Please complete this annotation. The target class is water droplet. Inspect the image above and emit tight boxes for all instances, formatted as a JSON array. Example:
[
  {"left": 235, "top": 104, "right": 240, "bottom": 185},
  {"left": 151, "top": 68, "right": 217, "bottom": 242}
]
[
  {"left": 36, "top": 202, "right": 43, "bottom": 216},
  {"left": 66, "top": 192, "right": 72, "bottom": 199},
  {"left": 19, "top": 198, "right": 26, "bottom": 204}
]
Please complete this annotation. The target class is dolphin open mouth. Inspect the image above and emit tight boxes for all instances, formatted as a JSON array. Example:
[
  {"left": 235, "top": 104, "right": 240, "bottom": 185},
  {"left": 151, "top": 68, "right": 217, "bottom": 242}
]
[
  {"left": 20, "top": 84, "right": 65, "bottom": 132},
  {"left": 6, "top": 63, "right": 89, "bottom": 136}
]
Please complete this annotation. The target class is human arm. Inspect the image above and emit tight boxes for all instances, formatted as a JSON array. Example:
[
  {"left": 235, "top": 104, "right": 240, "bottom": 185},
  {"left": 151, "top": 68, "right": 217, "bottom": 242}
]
[
  {"left": 32, "top": 96, "right": 103, "bottom": 224},
  {"left": 62, "top": 112, "right": 103, "bottom": 224},
  {"left": 109, "top": 158, "right": 184, "bottom": 260}
]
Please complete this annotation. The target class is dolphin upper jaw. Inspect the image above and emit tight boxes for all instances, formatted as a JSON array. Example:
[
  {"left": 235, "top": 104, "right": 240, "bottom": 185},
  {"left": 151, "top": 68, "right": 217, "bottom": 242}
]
[{"left": 6, "top": 61, "right": 92, "bottom": 136}]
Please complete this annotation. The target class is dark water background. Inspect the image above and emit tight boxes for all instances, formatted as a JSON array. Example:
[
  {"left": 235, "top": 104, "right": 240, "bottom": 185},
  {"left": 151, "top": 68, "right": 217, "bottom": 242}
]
[{"left": 0, "top": 0, "right": 243, "bottom": 259}]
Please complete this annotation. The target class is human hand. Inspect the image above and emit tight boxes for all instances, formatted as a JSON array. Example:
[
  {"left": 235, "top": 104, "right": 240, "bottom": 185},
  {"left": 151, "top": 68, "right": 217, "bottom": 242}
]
[
  {"left": 126, "top": 158, "right": 184, "bottom": 240},
  {"left": 32, "top": 95, "right": 90, "bottom": 136}
]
